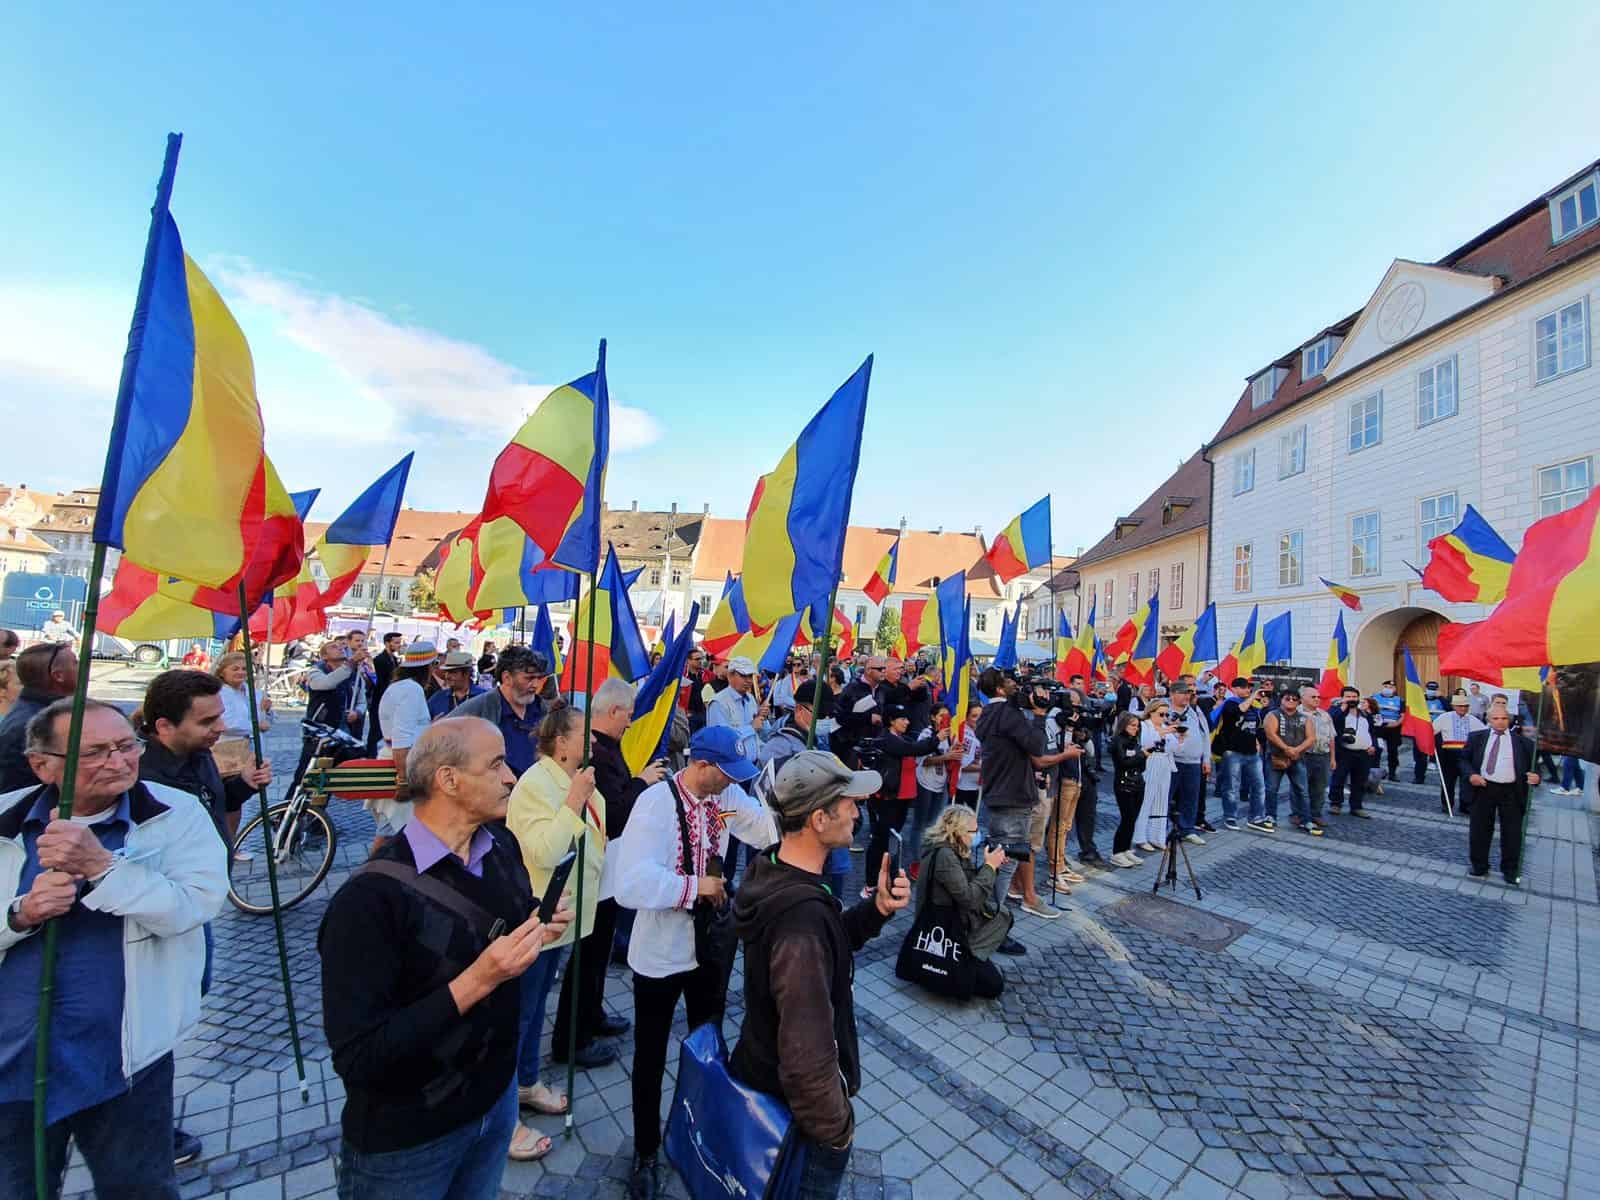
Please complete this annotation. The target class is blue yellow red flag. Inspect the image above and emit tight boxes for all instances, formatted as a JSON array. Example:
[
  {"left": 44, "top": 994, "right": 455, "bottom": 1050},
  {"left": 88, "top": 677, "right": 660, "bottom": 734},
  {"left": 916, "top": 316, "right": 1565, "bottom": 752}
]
[
  {"left": 863, "top": 537, "right": 900, "bottom": 606},
  {"left": 1401, "top": 647, "right": 1436, "bottom": 755},
  {"left": 96, "top": 137, "right": 268, "bottom": 589},
  {"left": 935, "top": 573, "right": 966, "bottom": 658},
  {"left": 622, "top": 602, "right": 700, "bottom": 774},
  {"left": 985, "top": 496, "right": 1051, "bottom": 584},
  {"left": 739, "top": 358, "right": 871, "bottom": 626},
  {"left": 1053, "top": 612, "right": 1074, "bottom": 683},
  {"left": 1262, "top": 612, "right": 1294, "bottom": 663},
  {"left": 945, "top": 598, "right": 974, "bottom": 731},
  {"left": 1059, "top": 598, "right": 1097, "bottom": 683},
  {"left": 1318, "top": 611, "right": 1350, "bottom": 703},
  {"left": 530, "top": 604, "right": 564, "bottom": 676},
  {"left": 1154, "top": 602, "right": 1218, "bottom": 681},
  {"left": 561, "top": 548, "right": 650, "bottom": 691},
  {"left": 1422, "top": 504, "right": 1516, "bottom": 604},
  {"left": 703, "top": 574, "right": 757, "bottom": 658},
  {"left": 1214, "top": 604, "right": 1263, "bottom": 683},
  {"left": 1119, "top": 592, "right": 1161, "bottom": 685},
  {"left": 1318, "top": 577, "right": 1363, "bottom": 612}
]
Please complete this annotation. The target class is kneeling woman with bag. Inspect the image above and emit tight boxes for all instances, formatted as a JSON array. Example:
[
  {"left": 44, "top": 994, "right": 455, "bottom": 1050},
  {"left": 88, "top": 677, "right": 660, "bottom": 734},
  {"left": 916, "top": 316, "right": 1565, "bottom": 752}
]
[{"left": 896, "top": 806, "right": 1010, "bottom": 1000}]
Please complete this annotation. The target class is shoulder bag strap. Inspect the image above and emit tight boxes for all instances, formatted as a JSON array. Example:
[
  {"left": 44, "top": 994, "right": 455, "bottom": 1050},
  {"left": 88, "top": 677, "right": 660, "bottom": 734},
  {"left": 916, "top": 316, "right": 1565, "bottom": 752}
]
[
  {"left": 355, "top": 858, "right": 498, "bottom": 941},
  {"left": 666, "top": 775, "right": 694, "bottom": 878}
]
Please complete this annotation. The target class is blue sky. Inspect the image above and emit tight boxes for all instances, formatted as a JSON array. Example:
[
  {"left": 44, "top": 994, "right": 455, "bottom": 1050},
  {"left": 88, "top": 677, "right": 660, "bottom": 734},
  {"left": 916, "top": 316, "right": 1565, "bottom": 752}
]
[{"left": 3, "top": 3, "right": 1597, "bottom": 554}]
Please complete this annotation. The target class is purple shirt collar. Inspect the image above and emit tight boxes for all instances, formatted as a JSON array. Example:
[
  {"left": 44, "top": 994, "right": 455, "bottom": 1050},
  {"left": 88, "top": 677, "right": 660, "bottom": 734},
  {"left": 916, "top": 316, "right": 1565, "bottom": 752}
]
[{"left": 404, "top": 820, "right": 493, "bottom": 878}]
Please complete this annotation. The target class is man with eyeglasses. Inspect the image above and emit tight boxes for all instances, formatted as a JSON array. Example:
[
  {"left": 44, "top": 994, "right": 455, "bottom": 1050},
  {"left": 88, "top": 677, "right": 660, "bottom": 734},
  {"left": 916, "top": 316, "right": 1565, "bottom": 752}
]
[
  {"left": 0, "top": 698, "right": 226, "bottom": 1198},
  {"left": 0, "top": 641, "right": 79, "bottom": 792}
]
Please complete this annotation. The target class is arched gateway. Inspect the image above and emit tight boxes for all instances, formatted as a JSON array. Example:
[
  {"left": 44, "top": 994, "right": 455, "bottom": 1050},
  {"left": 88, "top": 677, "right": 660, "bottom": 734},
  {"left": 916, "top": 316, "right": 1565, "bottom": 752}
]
[{"left": 1350, "top": 603, "right": 1461, "bottom": 694}]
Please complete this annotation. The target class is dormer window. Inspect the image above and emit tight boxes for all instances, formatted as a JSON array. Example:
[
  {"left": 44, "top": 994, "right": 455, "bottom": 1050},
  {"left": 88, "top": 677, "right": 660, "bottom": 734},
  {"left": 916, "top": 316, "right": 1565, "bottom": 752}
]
[
  {"left": 1249, "top": 366, "right": 1285, "bottom": 409},
  {"left": 1113, "top": 517, "right": 1142, "bottom": 541},
  {"left": 1551, "top": 171, "right": 1599, "bottom": 243},
  {"left": 1301, "top": 335, "right": 1341, "bottom": 378}
]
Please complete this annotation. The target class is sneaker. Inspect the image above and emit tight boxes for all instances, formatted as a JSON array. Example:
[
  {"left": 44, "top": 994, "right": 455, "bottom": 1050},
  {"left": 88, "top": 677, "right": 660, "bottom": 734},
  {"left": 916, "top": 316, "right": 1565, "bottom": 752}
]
[
  {"left": 1021, "top": 899, "right": 1062, "bottom": 920},
  {"left": 1467, "top": 868, "right": 1488, "bottom": 879},
  {"left": 1183, "top": 833, "right": 1205, "bottom": 845},
  {"left": 1006, "top": 889, "right": 1024, "bottom": 902},
  {"left": 1352, "top": 810, "right": 1373, "bottom": 819},
  {"left": 1136, "top": 842, "right": 1161, "bottom": 854},
  {"left": 1198, "top": 821, "right": 1218, "bottom": 834},
  {"left": 1304, "top": 822, "right": 1325, "bottom": 837},
  {"left": 1504, "top": 874, "right": 1522, "bottom": 887},
  {"left": 1245, "top": 819, "right": 1272, "bottom": 833},
  {"left": 1223, "top": 818, "right": 1242, "bottom": 831},
  {"left": 1262, "top": 818, "right": 1276, "bottom": 829},
  {"left": 174, "top": 1129, "right": 202, "bottom": 1167},
  {"left": 997, "top": 936, "right": 1028, "bottom": 956}
]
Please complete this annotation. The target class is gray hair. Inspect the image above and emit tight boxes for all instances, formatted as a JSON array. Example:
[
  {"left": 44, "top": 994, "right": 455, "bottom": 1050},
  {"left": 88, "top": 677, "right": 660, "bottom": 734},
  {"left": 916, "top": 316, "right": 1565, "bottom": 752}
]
[
  {"left": 591, "top": 677, "right": 635, "bottom": 716},
  {"left": 406, "top": 716, "right": 495, "bottom": 798},
  {"left": 25, "top": 698, "right": 128, "bottom": 755}
]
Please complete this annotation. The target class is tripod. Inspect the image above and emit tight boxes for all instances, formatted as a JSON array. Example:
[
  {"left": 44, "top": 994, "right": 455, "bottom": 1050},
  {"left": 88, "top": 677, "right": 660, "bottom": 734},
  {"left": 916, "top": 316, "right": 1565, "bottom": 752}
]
[{"left": 1152, "top": 808, "right": 1202, "bottom": 900}]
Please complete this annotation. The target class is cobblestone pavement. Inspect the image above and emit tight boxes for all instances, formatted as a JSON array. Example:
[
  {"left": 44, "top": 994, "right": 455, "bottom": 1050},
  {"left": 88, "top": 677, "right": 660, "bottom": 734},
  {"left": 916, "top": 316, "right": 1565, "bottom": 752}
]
[{"left": 58, "top": 715, "right": 1600, "bottom": 1199}]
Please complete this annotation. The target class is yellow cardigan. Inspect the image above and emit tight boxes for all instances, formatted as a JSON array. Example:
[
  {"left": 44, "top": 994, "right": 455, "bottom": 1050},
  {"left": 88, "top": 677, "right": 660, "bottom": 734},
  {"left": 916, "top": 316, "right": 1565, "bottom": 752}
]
[{"left": 505, "top": 755, "right": 606, "bottom": 949}]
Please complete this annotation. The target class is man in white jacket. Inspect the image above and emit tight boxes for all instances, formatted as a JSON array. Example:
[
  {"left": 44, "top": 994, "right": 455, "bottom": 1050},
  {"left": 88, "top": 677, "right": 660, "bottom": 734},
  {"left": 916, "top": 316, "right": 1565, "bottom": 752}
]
[
  {"left": 602, "top": 725, "right": 778, "bottom": 1200},
  {"left": 0, "top": 698, "right": 227, "bottom": 1198}
]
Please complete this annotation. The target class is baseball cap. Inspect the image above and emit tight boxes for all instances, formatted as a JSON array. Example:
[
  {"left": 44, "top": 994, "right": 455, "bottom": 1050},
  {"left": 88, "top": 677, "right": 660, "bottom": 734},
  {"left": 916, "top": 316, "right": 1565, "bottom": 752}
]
[
  {"left": 687, "top": 725, "right": 760, "bottom": 783},
  {"left": 772, "top": 750, "right": 882, "bottom": 824},
  {"left": 440, "top": 650, "right": 475, "bottom": 670},
  {"left": 727, "top": 655, "right": 757, "bottom": 677},
  {"left": 401, "top": 641, "right": 437, "bottom": 668}
]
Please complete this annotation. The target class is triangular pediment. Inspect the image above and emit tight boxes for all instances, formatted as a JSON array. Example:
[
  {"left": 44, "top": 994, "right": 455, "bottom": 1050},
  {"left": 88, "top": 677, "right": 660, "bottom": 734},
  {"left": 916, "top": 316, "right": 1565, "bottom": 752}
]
[{"left": 1325, "top": 259, "right": 1499, "bottom": 380}]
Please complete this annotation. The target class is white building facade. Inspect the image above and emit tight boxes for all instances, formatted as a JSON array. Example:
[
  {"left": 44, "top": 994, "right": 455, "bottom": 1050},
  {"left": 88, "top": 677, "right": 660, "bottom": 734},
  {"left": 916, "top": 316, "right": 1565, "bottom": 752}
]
[{"left": 1206, "top": 162, "right": 1600, "bottom": 689}]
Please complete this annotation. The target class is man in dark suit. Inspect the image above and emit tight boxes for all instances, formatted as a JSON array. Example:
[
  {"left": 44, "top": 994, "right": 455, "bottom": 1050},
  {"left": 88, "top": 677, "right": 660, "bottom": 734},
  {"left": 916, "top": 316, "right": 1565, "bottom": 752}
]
[
  {"left": 1465, "top": 704, "right": 1541, "bottom": 887},
  {"left": 367, "top": 632, "right": 402, "bottom": 755}
]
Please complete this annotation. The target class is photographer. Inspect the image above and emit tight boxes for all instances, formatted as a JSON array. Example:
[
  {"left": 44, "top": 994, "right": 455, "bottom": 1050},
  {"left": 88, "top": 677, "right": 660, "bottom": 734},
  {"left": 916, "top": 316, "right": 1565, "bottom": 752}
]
[
  {"left": 915, "top": 806, "right": 1012, "bottom": 998},
  {"left": 1107, "top": 712, "right": 1148, "bottom": 866},
  {"left": 1164, "top": 682, "right": 1211, "bottom": 844},
  {"left": 1013, "top": 679, "right": 1081, "bottom": 916},
  {"left": 1330, "top": 686, "right": 1378, "bottom": 817},
  {"left": 831, "top": 656, "right": 885, "bottom": 768},
  {"left": 1132, "top": 700, "right": 1178, "bottom": 853},
  {"left": 1213, "top": 677, "right": 1266, "bottom": 831},
  {"left": 973, "top": 670, "right": 1060, "bottom": 935}
]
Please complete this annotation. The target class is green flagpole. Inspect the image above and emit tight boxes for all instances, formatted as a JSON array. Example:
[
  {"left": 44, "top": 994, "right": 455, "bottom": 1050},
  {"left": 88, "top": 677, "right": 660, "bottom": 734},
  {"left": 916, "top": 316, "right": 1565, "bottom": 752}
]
[
  {"left": 237, "top": 583, "right": 310, "bottom": 1098},
  {"left": 35, "top": 133, "right": 183, "bottom": 1200}
]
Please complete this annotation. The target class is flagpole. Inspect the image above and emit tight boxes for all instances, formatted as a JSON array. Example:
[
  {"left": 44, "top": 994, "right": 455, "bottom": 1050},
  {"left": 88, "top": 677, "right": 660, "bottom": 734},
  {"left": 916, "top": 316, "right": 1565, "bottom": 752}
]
[
  {"left": 34, "top": 133, "right": 184, "bottom": 1200},
  {"left": 805, "top": 586, "right": 841, "bottom": 750},
  {"left": 358, "top": 545, "right": 390, "bottom": 746},
  {"left": 1045, "top": 496, "right": 1056, "bottom": 682},
  {"left": 565, "top": 562, "right": 600, "bottom": 1136},
  {"left": 237, "top": 583, "right": 311, "bottom": 1099}
]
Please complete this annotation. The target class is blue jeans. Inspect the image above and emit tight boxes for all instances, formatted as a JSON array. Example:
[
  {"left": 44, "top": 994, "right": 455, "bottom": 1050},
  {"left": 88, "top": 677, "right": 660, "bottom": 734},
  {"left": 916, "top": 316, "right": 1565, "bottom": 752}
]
[
  {"left": 903, "top": 785, "right": 947, "bottom": 865},
  {"left": 1221, "top": 751, "right": 1262, "bottom": 822},
  {"left": 338, "top": 1077, "right": 517, "bottom": 1200},
  {"left": 795, "top": 1139, "right": 851, "bottom": 1200},
  {"left": 1265, "top": 758, "right": 1309, "bottom": 824},
  {"left": 1303, "top": 753, "right": 1330, "bottom": 820},
  {"left": 0, "top": 1052, "right": 177, "bottom": 1200},
  {"left": 516, "top": 944, "right": 569, "bottom": 1087},
  {"left": 1169, "top": 763, "right": 1203, "bottom": 835},
  {"left": 1561, "top": 756, "right": 1586, "bottom": 791}
]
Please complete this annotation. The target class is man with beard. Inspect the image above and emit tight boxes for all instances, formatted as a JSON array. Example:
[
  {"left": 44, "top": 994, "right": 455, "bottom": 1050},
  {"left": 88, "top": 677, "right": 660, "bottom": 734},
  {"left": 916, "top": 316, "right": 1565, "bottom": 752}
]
[{"left": 453, "top": 647, "right": 556, "bottom": 778}]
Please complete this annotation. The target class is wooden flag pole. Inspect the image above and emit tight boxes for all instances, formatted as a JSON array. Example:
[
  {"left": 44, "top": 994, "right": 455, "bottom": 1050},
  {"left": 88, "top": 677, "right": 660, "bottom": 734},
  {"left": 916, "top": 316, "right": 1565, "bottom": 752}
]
[
  {"left": 237, "top": 583, "right": 311, "bottom": 1099},
  {"left": 34, "top": 133, "right": 182, "bottom": 1200},
  {"left": 565, "top": 562, "right": 601, "bottom": 1135}
]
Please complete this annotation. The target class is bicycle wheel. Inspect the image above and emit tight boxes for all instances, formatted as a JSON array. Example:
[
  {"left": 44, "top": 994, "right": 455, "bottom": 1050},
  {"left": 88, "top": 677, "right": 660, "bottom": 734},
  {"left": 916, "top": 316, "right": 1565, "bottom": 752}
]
[{"left": 228, "top": 799, "right": 338, "bottom": 914}]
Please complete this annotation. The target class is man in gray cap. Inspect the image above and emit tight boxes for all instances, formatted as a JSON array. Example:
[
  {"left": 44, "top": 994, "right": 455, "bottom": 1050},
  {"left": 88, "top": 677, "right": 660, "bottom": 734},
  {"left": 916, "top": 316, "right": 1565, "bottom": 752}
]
[{"left": 730, "top": 751, "right": 911, "bottom": 1200}]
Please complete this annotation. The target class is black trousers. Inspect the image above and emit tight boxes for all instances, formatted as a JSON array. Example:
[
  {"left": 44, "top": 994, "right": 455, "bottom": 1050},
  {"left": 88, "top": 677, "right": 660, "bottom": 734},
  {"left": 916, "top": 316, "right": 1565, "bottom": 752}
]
[
  {"left": 1377, "top": 726, "right": 1401, "bottom": 776},
  {"left": 1469, "top": 782, "right": 1525, "bottom": 879},
  {"left": 1438, "top": 748, "right": 1467, "bottom": 813},
  {"left": 1410, "top": 736, "right": 1430, "bottom": 783},
  {"left": 632, "top": 963, "right": 723, "bottom": 1161},
  {"left": 1112, "top": 783, "right": 1142, "bottom": 854},
  {"left": 1074, "top": 773, "right": 1100, "bottom": 855},
  {"left": 1331, "top": 752, "right": 1372, "bottom": 811},
  {"left": 865, "top": 797, "right": 910, "bottom": 888},
  {"left": 552, "top": 898, "right": 621, "bottom": 1056}
]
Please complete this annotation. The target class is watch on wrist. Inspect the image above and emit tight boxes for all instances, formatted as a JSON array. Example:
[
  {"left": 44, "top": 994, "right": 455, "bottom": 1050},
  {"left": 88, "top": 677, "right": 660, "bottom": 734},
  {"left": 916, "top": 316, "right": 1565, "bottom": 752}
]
[{"left": 7, "top": 895, "right": 31, "bottom": 932}]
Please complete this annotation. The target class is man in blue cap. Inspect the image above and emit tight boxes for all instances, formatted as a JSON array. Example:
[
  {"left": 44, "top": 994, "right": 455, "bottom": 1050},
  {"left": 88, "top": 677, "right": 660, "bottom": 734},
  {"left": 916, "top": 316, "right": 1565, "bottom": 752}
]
[{"left": 602, "top": 725, "right": 778, "bottom": 1200}]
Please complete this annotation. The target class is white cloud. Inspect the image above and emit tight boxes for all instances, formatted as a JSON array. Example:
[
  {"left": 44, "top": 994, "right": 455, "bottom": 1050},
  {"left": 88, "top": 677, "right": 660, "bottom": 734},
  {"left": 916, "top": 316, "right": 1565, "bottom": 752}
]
[{"left": 208, "top": 259, "right": 662, "bottom": 451}]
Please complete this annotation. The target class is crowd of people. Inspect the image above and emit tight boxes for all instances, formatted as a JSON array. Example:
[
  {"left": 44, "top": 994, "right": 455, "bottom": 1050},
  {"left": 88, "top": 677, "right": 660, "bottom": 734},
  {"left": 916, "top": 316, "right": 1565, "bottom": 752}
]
[{"left": 0, "top": 620, "right": 1579, "bottom": 1200}]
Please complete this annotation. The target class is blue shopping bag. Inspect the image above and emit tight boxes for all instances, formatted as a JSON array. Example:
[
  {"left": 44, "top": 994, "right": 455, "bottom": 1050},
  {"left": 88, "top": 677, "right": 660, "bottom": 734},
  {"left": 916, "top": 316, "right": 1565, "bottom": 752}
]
[{"left": 664, "top": 1023, "right": 810, "bottom": 1200}]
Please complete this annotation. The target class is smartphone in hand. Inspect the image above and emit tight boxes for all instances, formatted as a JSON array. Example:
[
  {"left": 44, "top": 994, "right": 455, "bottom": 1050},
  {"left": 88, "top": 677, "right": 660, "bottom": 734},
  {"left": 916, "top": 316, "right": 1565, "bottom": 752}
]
[
  {"left": 887, "top": 828, "right": 903, "bottom": 880},
  {"left": 538, "top": 848, "right": 579, "bottom": 924}
]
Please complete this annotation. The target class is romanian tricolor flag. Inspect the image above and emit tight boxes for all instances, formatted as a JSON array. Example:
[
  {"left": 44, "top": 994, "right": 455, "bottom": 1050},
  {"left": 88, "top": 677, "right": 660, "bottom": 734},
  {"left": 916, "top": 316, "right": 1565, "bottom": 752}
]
[
  {"left": 893, "top": 599, "right": 921, "bottom": 658},
  {"left": 1214, "top": 604, "right": 1264, "bottom": 683},
  {"left": 985, "top": 496, "right": 1051, "bottom": 584},
  {"left": 1437, "top": 486, "right": 1600, "bottom": 673},
  {"left": 795, "top": 604, "right": 856, "bottom": 662},
  {"left": 757, "top": 612, "right": 807, "bottom": 675},
  {"left": 530, "top": 604, "right": 564, "bottom": 677},
  {"left": 1119, "top": 591, "right": 1161, "bottom": 685},
  {"left": 94, "top": 137, "right": 269, "bottom": 591},
  {"left": 561, "top": 548, "right": 650, "bottom": 692},
  {"left": 726, "top": 608, "right": 798, "bottom": 670},
  {"left": 945, "top": 597, "right": 974, "bottom": 733},
  {"left": 1318, "top": 611, "right": 1350, "bottom": 703},
  {"left": 1400, "top": 647, "right": 1436, "bottom": 756},
  {"left": 1262, "top": 612, "right": 1293, "bottom": 664},
  {"left": 1422, "top": 504, "right": 1516, "bottom": 605},
  {"left": 1059, "top": 600, "right": 1096, "bottom": 683},
  {"left": 740, "top": 358, "right": 871, "bottom": 626},
  {"left": 1319, "top": 577, "right": 1363, "bottom": 612},
  {"left": 1154, "top": 602, "right": 1218, "bottom": 681},
  {"left": 703, "top": 574, "right": 758, "bottom": 659},
  {"left": 621, "top": 602, "right": 700, "bottom": 774},
  {"left": 314, "top": 455, "right": 414, "bottom": 607},
  {"left": 245, "top": 487, "right": 327, "bottom": 640},
  {"left": 863, "top": 538, "right": 899, "bottom": 606},
  {"left": 1053, "top": 613, "right": 1074, "bottom": 682},
  {"left": 992, "top": 606, "right": 1019, "bottom": 670},
  {"left": 479, "top": 347, "right": 609, "bottom": 575}
]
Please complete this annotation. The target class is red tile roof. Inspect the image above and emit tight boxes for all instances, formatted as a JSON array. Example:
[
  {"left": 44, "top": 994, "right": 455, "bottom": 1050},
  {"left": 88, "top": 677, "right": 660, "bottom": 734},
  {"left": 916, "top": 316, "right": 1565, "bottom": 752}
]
[
  {"left": 1209, "top": 158, "right": 1600, "bottom": 448},
  {"left": 303, "top": 509, "right": 479, "bottom": 578}
]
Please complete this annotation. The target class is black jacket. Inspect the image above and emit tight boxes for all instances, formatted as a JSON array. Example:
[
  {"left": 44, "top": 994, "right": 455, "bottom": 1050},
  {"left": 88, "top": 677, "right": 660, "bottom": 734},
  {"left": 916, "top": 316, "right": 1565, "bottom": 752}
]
[
  {"left": 1212, "top": 697, "right": 1263, "bottom": 757},
  {"left": 831, "top": 679, "right": 878, "bottom": 764},
  {"left": 974, "top": 700, "right": 1044, "bottom": 809},
  {"left": 1109, "top": 731, "right": 1146, "bottom": 796},
  {"left": 138, "top": 737, "right": 228, "bottom": 840},
  {"left": 729, "top": 852, "right": 888, "bottom": 1146},
  {"left": 1464, "top": 728, "right": 1536, "bottom": 802},
  {"left": 589, "top": 729, "right": 650, "bottom": 839}
]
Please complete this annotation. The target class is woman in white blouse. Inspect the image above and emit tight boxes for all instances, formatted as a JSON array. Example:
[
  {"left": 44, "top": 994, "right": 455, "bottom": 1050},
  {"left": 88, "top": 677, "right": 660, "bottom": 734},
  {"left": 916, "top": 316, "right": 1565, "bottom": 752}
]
[{"left": 1132, "top": 699, "right": 1178, "bottom": 854}]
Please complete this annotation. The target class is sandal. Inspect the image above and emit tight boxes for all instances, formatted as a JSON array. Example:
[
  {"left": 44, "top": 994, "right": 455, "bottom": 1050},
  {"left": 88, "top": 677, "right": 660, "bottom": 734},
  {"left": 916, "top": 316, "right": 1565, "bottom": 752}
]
[
  {"left": 518, "top": 1083, "right": 569, "bottom": 1115},
  {"left": 1059, "top": 869, "right": 1086, "bottom": 884},
  {"left": 508, "top": 1124, "right": 553, "bottom": 1161}
]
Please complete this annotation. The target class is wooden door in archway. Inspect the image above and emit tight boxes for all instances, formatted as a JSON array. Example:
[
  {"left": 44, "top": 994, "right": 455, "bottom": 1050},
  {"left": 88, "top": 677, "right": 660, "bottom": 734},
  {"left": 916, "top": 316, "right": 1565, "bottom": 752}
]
[{"left": 1394, "top": 612, "right": 1459, "bottom": 694}]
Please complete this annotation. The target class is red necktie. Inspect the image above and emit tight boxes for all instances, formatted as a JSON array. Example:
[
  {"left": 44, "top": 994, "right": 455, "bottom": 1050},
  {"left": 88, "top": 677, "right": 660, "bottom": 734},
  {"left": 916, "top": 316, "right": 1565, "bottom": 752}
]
[{"left": 1485, "top": 733, "right": 1502, "bottom": 774}]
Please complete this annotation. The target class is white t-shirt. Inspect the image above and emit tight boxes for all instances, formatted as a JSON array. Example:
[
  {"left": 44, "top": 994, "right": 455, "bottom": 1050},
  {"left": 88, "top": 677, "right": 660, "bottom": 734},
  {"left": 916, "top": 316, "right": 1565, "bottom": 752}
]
[{"left": 378, "top": 678, "right": 431, "bottom": 753}]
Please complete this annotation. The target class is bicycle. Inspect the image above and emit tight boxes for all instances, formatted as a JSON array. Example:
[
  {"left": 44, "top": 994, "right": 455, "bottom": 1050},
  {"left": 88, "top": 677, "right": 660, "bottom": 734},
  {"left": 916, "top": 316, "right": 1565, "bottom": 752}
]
[{"left": 227, "top": 722, "right": 398, "bottom": 914}]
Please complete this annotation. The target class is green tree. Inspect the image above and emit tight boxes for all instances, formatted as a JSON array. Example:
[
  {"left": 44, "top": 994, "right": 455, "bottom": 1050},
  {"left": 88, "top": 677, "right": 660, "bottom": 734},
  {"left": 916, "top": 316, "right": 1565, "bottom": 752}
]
[
  {"left": 873, "top": 605, "right": 901, "bottom": 654},
  {"left": 409, "top": 571, "right": 438, "bottom": 613}
]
